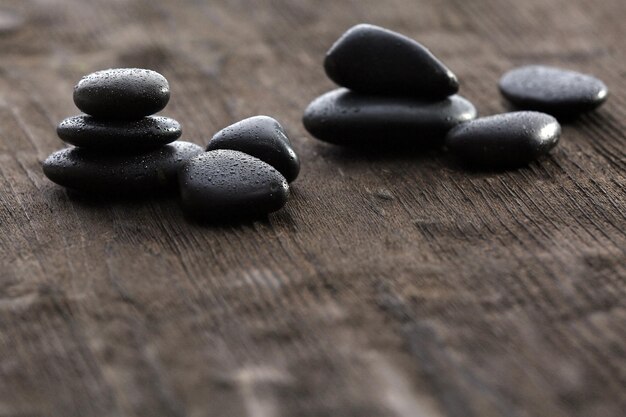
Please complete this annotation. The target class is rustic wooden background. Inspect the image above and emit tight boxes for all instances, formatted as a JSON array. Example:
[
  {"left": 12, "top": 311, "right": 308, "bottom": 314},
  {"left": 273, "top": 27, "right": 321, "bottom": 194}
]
[{"left": 0, "top": 0, "right": 624, "bottom": 416}]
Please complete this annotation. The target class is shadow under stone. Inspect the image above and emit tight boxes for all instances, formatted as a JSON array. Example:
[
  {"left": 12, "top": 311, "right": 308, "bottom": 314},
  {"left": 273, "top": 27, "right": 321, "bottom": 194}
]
[
  {"left": 312, "top": 137, "right": 446, "bottom": 164},
  {"left": 499, "top": 99, "right": 604, "bottom": 124},
  {"left": 63, "top": 187, "right": 180, "bottom": 207}
]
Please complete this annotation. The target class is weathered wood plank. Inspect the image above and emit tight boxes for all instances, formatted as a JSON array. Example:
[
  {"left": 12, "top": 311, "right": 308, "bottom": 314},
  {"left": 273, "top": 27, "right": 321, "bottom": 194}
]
[{"left": 0, "top": 0, "right": 624, "bottom": 416}]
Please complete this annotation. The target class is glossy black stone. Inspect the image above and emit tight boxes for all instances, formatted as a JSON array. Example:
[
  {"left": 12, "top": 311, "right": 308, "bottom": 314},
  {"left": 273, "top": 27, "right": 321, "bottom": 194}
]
[
  {"left": 73, "top": 68, "right": 170, "bottom": 120},
  {"left": 445, "top": 112, "right": 561, "bottom": 168},
  {"left": 57, "top": 115, "right": 182, "bottom": 151},
  {"left": 499, "top": 65, "right": 608, "bottom": 116},
  {"left": 42, "top": 141, "right": 202, "bottom": 194},
  {"left": 179, "top": 150, "right": 289, "bottom": 219},
  {"left": 206, "top": 116, "right": 300, "bottom": 182},
  {"left": 324, "top": 24, "right": 459, "bottom": 99},
  {"left": 302, "top": 88, "right": 477, "bottom": 146}
]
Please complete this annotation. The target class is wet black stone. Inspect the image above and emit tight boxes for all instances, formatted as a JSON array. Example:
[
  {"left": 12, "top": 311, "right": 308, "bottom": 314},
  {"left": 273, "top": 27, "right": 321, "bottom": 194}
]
[
  {"left": 179, "top": 150, "right": 289, "bottom": 219},
  {"left": 57, "top": 115, "right": 182, "bottom": 151},
  {"left": 302, "top": 88, "right": 477, "bottom": 146},
  {"left": 324, "top": 24, "right": 459, "bottom": 99},
  {"left": 206, "top": 116, "right": 300, "bottom": 182},
  {"left": 73, "top": 68, "right": 170, "bottom": 120},
  {"left": 42, "top": 141, "right": 202, "bottom": 194},
  {"left": 445, "top": 111, "right": 561, "bottom": 168},
  {"left": 499, "top": 65, "right": 608, "bottom": 116}
]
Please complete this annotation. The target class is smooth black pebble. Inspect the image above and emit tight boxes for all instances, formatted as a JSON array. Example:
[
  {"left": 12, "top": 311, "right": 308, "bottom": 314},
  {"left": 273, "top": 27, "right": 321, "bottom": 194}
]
[
  {"left": 303, "top": 88, "right": 477, "bottom": 146},
  {"left": 324, "top": 24, "right": 459, "bottom": 99},
  {"left": 73, "top": 68, "right": 170, "bottom": 120},
  {"left": 499, "top": 65, "right": 608, "bottom": 116},
  {"left": 57, "top": 115, "right": 182, "bottom": 151},
  {"left": 445, "top": 111, "right": 561, "bottom": 168},
  {"left": 43, "top": 141, "right": 202, "bottom": 194},
  {"left": 206, "top": 116, "right": 300, "bottom": 182},
  {"left": 179, "top": 150, "right": 289, "bottom": 219}
]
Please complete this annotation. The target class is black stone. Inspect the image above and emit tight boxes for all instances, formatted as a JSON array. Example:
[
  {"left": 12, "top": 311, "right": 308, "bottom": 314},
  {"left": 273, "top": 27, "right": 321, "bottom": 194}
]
[
  {"left": 57, "top": 115, "right": 182, "bottom": 151},
  {"left": 324, "top": 24, "right": 459, "bottom": 99},
  {"left": 445, "top": 111, "right": 561, "bottom": 168},
  {"left": 206, "top": 116, "right": 300, "bottom": 182},
  {"left": 42, "top": 141, "right": 202, "bottom": 194},
  {"left": 499, "top": 65, "right": 608, "bottom": 116},
  {"left": 179, "top": 150, "right": 289, "bottom": 219},
  {"left": 302, "top": 88, "right": 477, "bottom": 146},
  {"left": 73, "top": 68, "right": 170, "bottom": 120}
]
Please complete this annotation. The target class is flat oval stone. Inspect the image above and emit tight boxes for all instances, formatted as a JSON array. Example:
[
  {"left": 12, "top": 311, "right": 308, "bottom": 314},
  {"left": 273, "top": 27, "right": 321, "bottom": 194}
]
[
  {"left": 445, "top": 111, "right": 561, "bottom": 168},
  {"left": 179, "top": 150, "right": 289, "bottom": 219},
  {"left": 303, "top": 88, "right": 477, "bottom": 146},
  {"left": 57, "top": 115, "right": 182, "bottom": 151},
  {"left": 42, "top": 141, "right": 202, "bottom": 194},
  {"left": 206, "top": 116, "right": 300, "bottom": 182},
  {"left": 324, "top": 24, "right": 459, "bottom": 99},
  {"left": 73, "top": 68, "right": 170, "bottom": 120},
  {"left": 499, "top": 65, "right": 608, "bottom": 116}
]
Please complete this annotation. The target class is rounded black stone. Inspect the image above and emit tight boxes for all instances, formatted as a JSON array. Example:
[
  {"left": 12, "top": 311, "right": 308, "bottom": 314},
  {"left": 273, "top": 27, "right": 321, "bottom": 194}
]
[
  {"left": 302, "top": 88, "right": 477, "bottom": 146},
  {"left": 445, "top": 112, "right": 561, "bottom": 168},
  {"left": 179, "top": 150, "right": 290, "bottom": 219},
  {"left": 57, "top": 115, "right": 182, "bottom": 151},
  {"left": 324, "top": 24, "right": 459, "bottom": 99},
  {"left": 206, "top": 116, "right": 300, "bottom": 182},
  {"left": 499, "top": 65, "right": 608, "bottom": 116},
  {"left": 73, "top": 68, "right": 170, "bottom": 120},
  {"left": 42, "top": 141, "right": 202, "bottom": 194}
]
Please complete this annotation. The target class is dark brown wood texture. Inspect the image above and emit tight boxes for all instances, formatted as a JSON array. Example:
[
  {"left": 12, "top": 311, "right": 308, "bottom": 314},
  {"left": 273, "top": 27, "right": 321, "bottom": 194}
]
[{"left": 0, "top": 0, "right": 624, "bottom": 416}]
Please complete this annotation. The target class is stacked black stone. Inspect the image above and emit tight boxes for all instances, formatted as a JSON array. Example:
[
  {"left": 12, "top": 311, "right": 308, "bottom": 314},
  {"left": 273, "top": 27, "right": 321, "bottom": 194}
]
[
  {"left": 303, "top": 24, "right": 477, "bottom": 146},
  {"left": 303, "top": 24, "right": 567, "bottom": 168},
  {"left": 43, "top": 69, "right": 202, "bottom": 194},
  {"left": 179, "top": 115, "right": 299, "bottom": 220}
]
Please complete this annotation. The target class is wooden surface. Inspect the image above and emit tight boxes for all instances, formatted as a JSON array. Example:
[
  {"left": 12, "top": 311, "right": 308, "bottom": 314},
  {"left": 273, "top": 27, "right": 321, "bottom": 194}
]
[{"left": 0, "top": 0, "right": 624, "bottom": 416}]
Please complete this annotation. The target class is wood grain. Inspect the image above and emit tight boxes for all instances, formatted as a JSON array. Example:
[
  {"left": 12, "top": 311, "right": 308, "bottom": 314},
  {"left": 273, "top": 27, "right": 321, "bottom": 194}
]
[{"left": 0, "top": 0, "right": 624, "bottom": 416}]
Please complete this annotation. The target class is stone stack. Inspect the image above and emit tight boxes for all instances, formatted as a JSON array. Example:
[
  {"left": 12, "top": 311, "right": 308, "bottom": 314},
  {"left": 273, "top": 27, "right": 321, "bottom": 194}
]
[
  {"left": 179, "top": 115, "right": 300, "bottom": 220},
  {"left": 43, "top": 68, "right": 202, "bottom": 194},
  {"left": 303, "top": 24, "right": 477, "bottom": 146}
]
